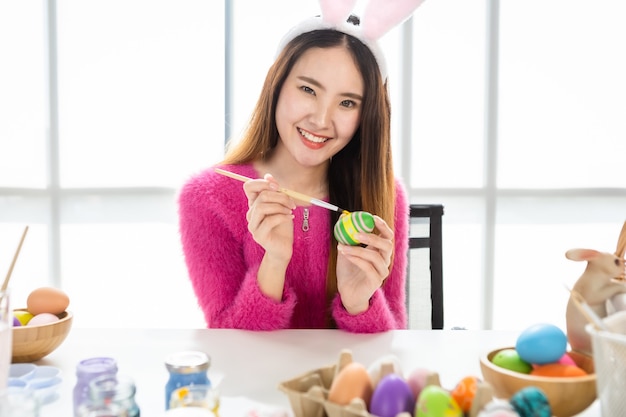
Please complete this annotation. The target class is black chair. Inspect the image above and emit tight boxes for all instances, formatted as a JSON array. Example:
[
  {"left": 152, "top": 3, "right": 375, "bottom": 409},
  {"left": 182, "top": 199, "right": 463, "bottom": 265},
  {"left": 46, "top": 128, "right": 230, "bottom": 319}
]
[{"left": 407, "top": 204, "right": 444, "bottom": 329}]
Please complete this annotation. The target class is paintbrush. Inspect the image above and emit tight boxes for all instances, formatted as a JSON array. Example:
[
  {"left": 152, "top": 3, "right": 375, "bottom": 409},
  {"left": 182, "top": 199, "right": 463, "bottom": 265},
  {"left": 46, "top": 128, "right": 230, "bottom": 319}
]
[
  {"left": 2, "top": 225, "right": 29, "bottom": 292},
  {"left": 214, "top": 168, "right": 349, "bottom": 214}
]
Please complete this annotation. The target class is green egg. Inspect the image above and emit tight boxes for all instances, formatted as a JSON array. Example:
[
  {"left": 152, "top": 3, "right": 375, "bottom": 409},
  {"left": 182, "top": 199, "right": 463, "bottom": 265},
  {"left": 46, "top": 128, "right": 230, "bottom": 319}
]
[
  {"left": 333, "top": 211, "right": 375, "bottom": 245},
  {"left": 416, "top": 385, "right": 463, "bottom": 417},
  {"left": 492, "top": 348, "right": 533, "bottom": 374}
]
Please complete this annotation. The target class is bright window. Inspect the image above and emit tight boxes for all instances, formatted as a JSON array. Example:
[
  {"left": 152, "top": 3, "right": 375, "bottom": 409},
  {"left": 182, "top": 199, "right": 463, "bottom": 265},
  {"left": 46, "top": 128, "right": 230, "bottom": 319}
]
[{"left": 1, "top": 0, "right": 624, "bottom": 331}]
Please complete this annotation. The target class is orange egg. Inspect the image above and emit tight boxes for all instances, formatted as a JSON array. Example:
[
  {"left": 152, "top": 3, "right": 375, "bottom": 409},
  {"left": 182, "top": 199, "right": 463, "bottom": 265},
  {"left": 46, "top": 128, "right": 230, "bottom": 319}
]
[
  {"left": 451, "top": 375, "right": 480, "bottom": 412},
  {"left": 328, "top": 362, "right": 374, "bottom": 406},
  {"left": 530, "top": 363, "right": 587, "bottom": 377},
  {"left": 27, "top": 287, "right": 70, "bottom": 315}
]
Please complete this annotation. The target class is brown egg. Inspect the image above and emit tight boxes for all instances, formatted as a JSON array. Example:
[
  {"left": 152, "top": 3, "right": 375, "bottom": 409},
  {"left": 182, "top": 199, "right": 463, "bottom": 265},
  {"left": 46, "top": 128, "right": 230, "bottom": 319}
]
[
  {"left": 328, "top": 362, "right": 374, "bottom": 406},
  {"left": 26, "top": 287, "right": 70, "bottom": 315}
]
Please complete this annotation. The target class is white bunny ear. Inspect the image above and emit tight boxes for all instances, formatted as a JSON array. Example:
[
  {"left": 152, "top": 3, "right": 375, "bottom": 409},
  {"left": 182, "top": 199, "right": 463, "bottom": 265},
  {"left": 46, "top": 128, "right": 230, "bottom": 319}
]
[
  {"left": 319, "top": 0, "right": 358, "bottom": 26},
  {"left": 566, "top": 248, "right": 601, "bottom": 262},
  {"left": 362, "top": 0, "right": 427, "bottom": 40}
]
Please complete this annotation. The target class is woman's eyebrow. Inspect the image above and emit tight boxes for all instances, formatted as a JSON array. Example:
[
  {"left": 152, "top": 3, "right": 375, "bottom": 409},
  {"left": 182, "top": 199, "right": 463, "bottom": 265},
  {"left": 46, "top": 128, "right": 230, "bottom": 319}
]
[{"left": 297, "top": 75, "right": 363, "bottom": 101}]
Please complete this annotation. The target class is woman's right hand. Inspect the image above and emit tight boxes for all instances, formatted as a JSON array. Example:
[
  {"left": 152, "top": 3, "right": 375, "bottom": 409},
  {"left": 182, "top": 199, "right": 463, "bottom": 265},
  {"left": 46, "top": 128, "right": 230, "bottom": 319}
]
[{"left": 243, "top": 173, "right": 296, "bottom": 264}]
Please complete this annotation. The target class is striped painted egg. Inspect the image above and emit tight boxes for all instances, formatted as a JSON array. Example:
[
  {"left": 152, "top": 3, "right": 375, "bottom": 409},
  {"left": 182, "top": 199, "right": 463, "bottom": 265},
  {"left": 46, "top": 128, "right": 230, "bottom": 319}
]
[{"left": 334, "top": 211, "right": 375, "bottom": 245}]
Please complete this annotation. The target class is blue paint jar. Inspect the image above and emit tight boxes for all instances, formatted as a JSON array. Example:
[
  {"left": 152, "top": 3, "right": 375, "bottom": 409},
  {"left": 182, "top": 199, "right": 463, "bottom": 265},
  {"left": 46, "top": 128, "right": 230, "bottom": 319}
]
[{"left": 164, "top": 351, "right": 210, "bottom": 410}]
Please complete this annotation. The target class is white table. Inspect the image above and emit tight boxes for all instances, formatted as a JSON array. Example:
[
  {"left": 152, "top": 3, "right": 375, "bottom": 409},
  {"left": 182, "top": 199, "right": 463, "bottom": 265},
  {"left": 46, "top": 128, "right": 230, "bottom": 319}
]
[{"left": 34, "top": 328, "right": 600, "bottom": 416}]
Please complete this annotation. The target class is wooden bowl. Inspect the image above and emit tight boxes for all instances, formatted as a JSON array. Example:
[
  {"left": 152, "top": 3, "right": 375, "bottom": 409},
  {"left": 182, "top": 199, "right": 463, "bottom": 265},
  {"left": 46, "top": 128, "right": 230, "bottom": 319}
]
[
  {"left": 480, "top": 347, "right": 596, "bottom": 417},
  {"left": 12, "top": 309, "right": 73, "bottom": 363}
]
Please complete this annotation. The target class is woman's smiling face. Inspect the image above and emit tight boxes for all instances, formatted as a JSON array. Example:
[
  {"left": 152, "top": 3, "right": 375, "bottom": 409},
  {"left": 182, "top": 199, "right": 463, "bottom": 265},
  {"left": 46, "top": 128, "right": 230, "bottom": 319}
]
[{"left": 274, "top": 46, "right": 364, "bottom": 168}]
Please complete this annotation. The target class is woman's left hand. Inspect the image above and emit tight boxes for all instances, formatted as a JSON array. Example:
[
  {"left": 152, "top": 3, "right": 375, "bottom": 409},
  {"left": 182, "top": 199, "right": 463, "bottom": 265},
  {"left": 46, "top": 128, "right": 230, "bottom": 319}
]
[{"left": 336, "top": 215, "right": 394, "bottom": 315}]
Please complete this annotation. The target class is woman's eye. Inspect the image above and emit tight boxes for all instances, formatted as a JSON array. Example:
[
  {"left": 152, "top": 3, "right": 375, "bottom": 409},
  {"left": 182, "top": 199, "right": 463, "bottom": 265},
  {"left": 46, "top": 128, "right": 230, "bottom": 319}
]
[
  {"left": 341, "top": 100, "right": 357, "bottom": 108},
  {"left": 300, "top": 86, "right": 315, "bottom": 95}
]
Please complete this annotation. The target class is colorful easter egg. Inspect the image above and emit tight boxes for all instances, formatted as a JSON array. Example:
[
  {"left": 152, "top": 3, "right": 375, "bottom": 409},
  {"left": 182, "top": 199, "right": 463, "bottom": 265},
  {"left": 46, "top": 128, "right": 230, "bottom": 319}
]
[
  {"left": 333, "top": 211, "right": 375, "bottom": 245},
  {"left": 451, "top": 375, "right": 481, "bottom": 413},
  {"left": 556, "top": 352, "right": 577, "bottom": 366},
  {"left": 27, "top": 312, "right": 60, "bottom": 326},
  {"left": 407, "top": 367, "right": 433, "bottom": 400},
  {"left": 516, "top": 323, "right": 567, "bottom": 365},
  {"left": 509, "top": 387, "right": 551, "bottom": 417},
  {"left": 491, "top": 349, "right": 532, "bottom": 374},
  {"left": 370, "top": 374, "right": 415, "bottom": 417},
  {"left": 416, "top": 385, "right": 463, "bottom": 417},
  {"left": 530, "top": 363, "right": 587, "bottom": 377},
  {"left": 13, "top": 310, "right": 34, "bottom": 326}
]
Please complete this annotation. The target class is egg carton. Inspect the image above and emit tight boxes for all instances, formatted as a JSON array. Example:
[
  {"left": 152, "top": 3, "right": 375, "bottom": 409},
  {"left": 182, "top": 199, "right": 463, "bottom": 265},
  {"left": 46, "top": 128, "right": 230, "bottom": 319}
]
[{"left": 278, "top": 349, "right": 494, "bottom": 417}]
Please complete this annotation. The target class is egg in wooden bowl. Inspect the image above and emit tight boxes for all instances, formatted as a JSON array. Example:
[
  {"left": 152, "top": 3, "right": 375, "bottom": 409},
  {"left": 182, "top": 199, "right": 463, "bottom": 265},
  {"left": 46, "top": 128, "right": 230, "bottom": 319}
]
[
  {"left": 480, "top": 347, "right": 596, "bottom": 417},
  {"left": 12, "top": 286, "right": 73, "bottom": 362},
  {"left": 12, "top": 308, "right": 73, "bottom": 363}
]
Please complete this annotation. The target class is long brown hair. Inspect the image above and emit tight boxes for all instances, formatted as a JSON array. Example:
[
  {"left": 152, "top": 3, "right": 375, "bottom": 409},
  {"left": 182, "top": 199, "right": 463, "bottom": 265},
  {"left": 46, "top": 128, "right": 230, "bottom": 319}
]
[{"left": 222, "top": 29, "right": 396, "bottom": 320}]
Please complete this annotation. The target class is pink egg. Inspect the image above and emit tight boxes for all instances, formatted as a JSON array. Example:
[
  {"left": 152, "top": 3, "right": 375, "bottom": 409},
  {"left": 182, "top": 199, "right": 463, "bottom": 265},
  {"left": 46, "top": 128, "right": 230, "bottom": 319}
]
[
  {"left": 407, "top": 368, "right": 432, "bottom": 399},
  {"left": 557, "top": 353, "right": 577, "bottom": 366},
  {"left": 27, "top": 313, "right": 60, "bottom": 326}
]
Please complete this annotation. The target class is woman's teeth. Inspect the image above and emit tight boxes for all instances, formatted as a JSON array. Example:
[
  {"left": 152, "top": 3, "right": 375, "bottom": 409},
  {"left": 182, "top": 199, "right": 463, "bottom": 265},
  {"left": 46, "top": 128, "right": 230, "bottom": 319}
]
[{"left": 299, "top": 128, "right": 328, "bottom": 143}]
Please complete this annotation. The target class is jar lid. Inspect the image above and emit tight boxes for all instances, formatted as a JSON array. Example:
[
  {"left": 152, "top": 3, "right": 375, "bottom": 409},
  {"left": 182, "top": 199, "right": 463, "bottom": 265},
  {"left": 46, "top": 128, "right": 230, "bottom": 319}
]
[
  {"left": 76, "top": 357, "right": 118, "bottom": 379},
  {"left": 165, "top": 351, "right": 210, "bottom": 373}
]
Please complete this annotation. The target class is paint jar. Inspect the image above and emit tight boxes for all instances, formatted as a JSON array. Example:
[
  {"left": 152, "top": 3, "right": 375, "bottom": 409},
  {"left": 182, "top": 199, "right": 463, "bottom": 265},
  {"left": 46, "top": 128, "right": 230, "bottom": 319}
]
[{"left": 164, "top": 351, "right": 210, "bottom": 410}]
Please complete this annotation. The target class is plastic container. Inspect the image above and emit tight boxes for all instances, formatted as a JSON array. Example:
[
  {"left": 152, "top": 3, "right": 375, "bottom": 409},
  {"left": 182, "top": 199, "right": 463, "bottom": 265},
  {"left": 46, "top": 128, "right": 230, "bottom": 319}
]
[
  {"left": 587, "top": 311, "right": 626, "bottom": 417},
  {"left": 0, "top": 385, "right": 39, "bottom": 417},
  {"left": 164, "top": 351, "right": 210, "bottom": 410}
]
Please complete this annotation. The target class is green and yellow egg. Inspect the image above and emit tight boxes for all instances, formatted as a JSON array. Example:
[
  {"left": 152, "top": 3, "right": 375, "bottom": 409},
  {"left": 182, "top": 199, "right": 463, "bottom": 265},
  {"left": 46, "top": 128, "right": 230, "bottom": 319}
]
[{"left": 333, "top": 211, "right": 375, "bottom": 245}]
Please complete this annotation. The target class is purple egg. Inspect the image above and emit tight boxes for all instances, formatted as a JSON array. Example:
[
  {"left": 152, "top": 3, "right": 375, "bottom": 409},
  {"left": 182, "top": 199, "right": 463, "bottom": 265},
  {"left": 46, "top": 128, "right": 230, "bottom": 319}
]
[
  {"left": 370, "top": 374, "right": 415, "bottom": 417},
  {"left": 13, "top": 316, "right": 21, "bottom": 326}
]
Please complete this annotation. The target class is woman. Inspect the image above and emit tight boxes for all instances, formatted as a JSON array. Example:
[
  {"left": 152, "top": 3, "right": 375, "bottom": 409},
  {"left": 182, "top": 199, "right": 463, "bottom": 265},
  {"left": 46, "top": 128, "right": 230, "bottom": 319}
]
[{"left": 178, "top": 13, "right": 409, "bottom": 332}]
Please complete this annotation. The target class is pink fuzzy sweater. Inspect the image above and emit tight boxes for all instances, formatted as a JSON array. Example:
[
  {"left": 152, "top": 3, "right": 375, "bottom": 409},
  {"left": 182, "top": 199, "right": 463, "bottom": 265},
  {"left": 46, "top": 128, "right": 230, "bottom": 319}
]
[{"left": 177, "top": 163, "right": 408, "bottom": 332}]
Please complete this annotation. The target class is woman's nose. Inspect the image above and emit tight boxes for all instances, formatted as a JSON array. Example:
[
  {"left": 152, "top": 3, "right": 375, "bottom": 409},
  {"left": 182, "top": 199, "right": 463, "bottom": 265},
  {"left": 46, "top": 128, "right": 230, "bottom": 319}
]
[{"left": 310, "top": 101, "right": 331, "bottom": 128}]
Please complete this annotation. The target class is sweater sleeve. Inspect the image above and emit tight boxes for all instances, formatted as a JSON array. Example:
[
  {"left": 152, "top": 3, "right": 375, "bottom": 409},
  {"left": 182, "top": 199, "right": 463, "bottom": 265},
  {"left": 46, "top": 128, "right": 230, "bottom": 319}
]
[
  {"left": 177, "top": 164, "right": 297, "bottom": 330},
  {"left": 332, "top": 179, "right": 409, "bottom": 332}
]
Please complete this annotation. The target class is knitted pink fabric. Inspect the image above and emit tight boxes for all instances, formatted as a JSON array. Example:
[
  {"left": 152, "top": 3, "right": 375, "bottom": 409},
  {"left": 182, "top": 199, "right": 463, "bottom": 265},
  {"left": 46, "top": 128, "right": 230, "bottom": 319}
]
[{"left": 177, "top": 163, "right": 408, "bottom": 332}]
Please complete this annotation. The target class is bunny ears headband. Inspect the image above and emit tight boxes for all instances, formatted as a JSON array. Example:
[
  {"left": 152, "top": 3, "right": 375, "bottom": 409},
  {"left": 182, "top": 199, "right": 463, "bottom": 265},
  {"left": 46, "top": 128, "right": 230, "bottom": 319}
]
[{"left": 276, "top": 0, "right": 426, "bottom": 81}]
